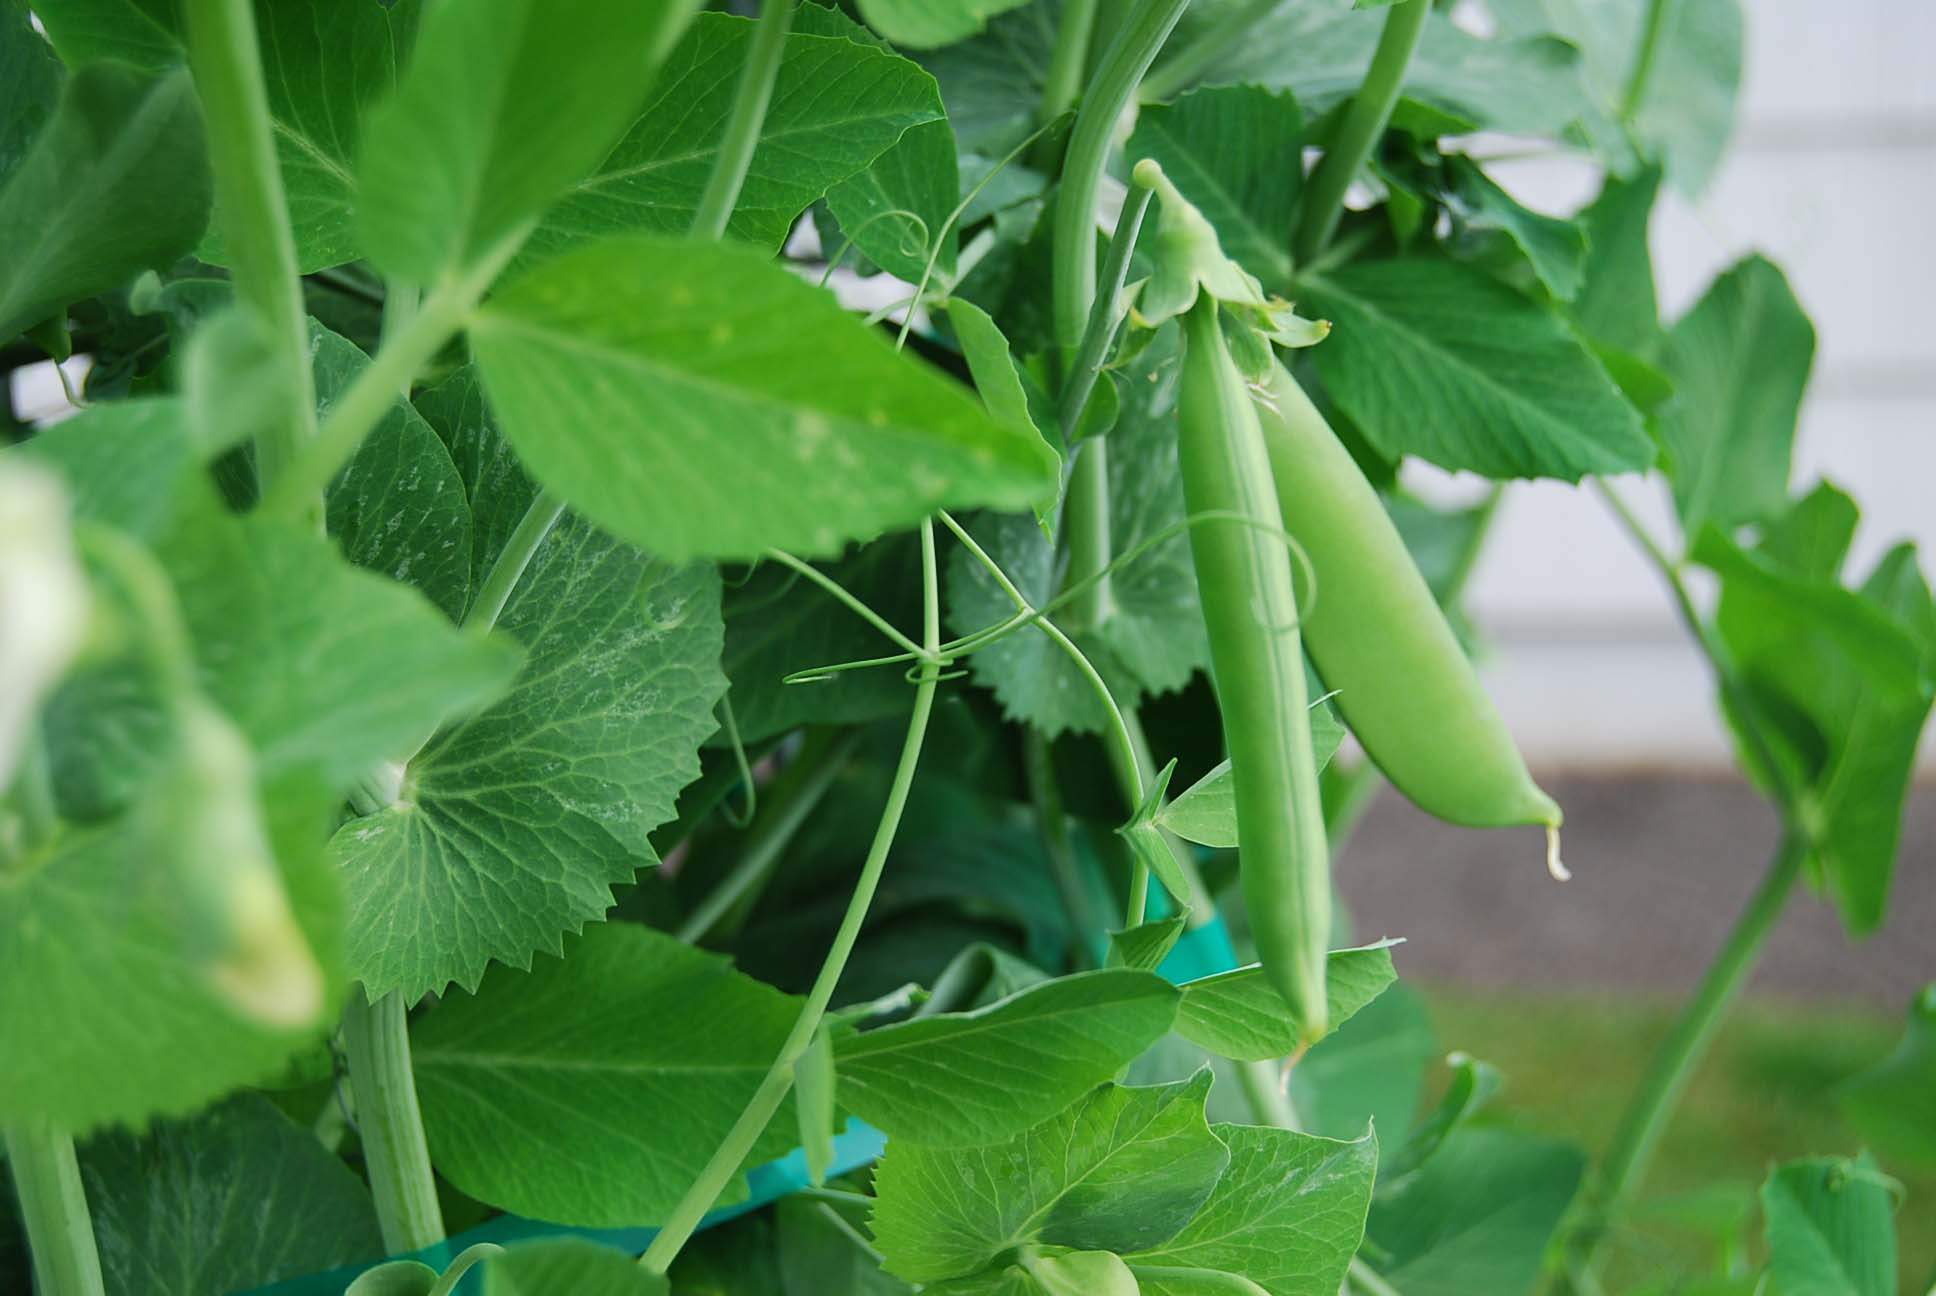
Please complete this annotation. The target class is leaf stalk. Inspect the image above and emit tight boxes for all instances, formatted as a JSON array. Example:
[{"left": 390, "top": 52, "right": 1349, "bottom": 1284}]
[{"left": 5, "top": 1122, "right": 106, "bottom": 1296}]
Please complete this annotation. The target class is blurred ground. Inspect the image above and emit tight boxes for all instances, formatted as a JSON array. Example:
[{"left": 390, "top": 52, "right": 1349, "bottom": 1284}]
[{"left": 1337, "top": 774, "right": 1935, "bottom": 1005}]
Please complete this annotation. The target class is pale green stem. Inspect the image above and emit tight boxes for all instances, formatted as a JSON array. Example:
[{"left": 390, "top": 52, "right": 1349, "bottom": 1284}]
[
  {"left": 1140, "top": 0, "right": 1277, "bottom": 102},
  {"left": 179, "top": 0, "right": 319, "bottom": 522},
  {"left": 1039, "top": 0, "right": 1102, "bottom": 127},
  {"left": 1023, "top": 730, "right": 1104, "bottom": 966},
  {"left": 1065, "top": 441, "right": 1118, "bottom": 631},
  {"left": 1620, "top": 0, "right": 1672, "bottom": 125},
  {"left": 763, "top": 548, "right": 932, "bottom": 662},
  {"left": 639, "top": 520, "right": 943, "bottom": 1276},
  {"left": 5, "top": 1122, "right": 106, "bottom": 1296},
  {"left": 1348, "top": 1256, "right": 1403, "bottom": 1296},
  {"left": 379, "top": 285, "right": 421, "bottom": 397},
  {"left": 342, "top": 988, "right": 444, "bottom": 1253},
  {"left": 1294, "top": 0, "right": 1429, "bottom": 265},
  {"left": 675, "top": 729, "right": 861, "bottom": 944},
  {"left": 690, "top": 0, "right": 794, "bottom": 240},
  {"left": 260, "top": 230, "right": 527, "bottom": 520},
  {"left": 1238, "top": 1056, "right": 1299, "bottom": 1129},
  {"left": 1050, "top": 0, "right": 1193, "bottom": 349},
  {"left": 466, "top": 491, "right": 566, "bottom": 632}
]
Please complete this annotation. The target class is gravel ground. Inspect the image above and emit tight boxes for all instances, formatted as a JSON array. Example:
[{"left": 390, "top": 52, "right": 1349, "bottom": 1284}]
[{"left": 1335, "top": 773, "right": 1935, "bottom": 1008}]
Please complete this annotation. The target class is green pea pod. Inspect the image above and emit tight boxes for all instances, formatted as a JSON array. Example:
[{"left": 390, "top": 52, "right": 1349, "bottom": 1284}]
[
  {"left": 1177, "top": 296, "right": 1331, "bottom": 1040},
  {"left": 1256, "top": 362, "right": 1565, "bottom": 866}
]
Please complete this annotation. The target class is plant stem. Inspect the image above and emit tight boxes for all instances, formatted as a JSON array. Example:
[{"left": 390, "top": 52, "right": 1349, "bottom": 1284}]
[
  {"left": 675, "top": 728, "right": 861, "bottom": 944},
  {"left": 341, "top": 988, "right": 446, "bottom": 1254},
  {"left": 1039, "top": 0, "right": 1101, "bottom": 128},
  {"left": 5, "top": 1122, "right": 105, "bottom": 1296},
  {"left": 1140, "top": 0, "right": 1276, "bottom": 102},
  {"left": 690, "top": 0, "right": 794, "bottom": 241},
  {"left": 1293, "top": 0, "right": 1429, "bottom": 265},
  {"left": 1023, "top": 730, "right": 1103, "bottom": 965},
  {"left": 1064, "top": 440, "right": 1117, "bottom": 631},
  {"left": 466, "top": 491, "right": 565, "bottom": 632},
  {"left": 1585, "top": 832, "right": 1806, "bottom": 1235},
  {"left": 1058, "top": 180, "right": 1155, "bottom": 443},
  {"left": 1348, "top": 1256, "right": 1402, "bottom": 1296},
  {"left": 261, "top": 231, "right": 527, "bottom": 521},
  {"left": 1237, "top": 1056, "right": 1298, "bottom": 1129},
  {"left": 1051, "top": 0, "right": 1192, "bottom": 350},
  {"left": 1619, "top": 0, "right": 1672, "bottom": 125},
  {"left": 179, "top": 0, "right": 318, "bottom": 522},
  {"left": 640, "top": 520, "right": 943, "bottom": 1276}
]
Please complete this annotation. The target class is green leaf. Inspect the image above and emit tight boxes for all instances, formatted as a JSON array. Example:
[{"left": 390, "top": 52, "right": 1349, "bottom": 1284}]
[
  {"left": 0, "top": 5, "right": 62, "bottom": 181},
  {"left": 356, "top": 0, "right": 687, "bottom": 283},
  {"left": 1128, "top": 85, "right": 1302, "bottom": 293},
  {"left": 1111, "top": 917, "right": 1189, "bottom": 972},
  {"left": 1694, "top": 505, "right": 1934, "bottom": 935},
  {"left": 471, "top": 233, "right": 1056, "bottom": 562},
  {"left": 1173, "top": 943, "right": 1398, "bottom": 1062},
  {"left": 1378, "top": 1052, "right": 1503, "bottom": 1193},
  {"left": 1838, "top": 985, "right": 1936, "bottom": 1168},
  {"left": 919, "top": 1, "right": 1058, "bottom": 156},
  {"left": 331, "top": 518, "right": 725, "bottom": 997},
  {"left": 528, "top": 13, "right": 946, "bottom": 259},
  {"left": 1365, "top": 1128, "right": 1584, "bottom": 1296},
  {"left": 1300, "top": 257, "right": 1653, "bottom": 481},
  {"left": 796, "top": 1024, "right": 838, "bottom": 1187},
  {"left": 828, "top": 117, "right": 960, "bottom": 283},
  {"left": 1656, "top": 255, "right": 1816, "bottom": 535},
  {"left": 1629, "top": 0, "right": 1742, "bottom": 197},
  {"left": 80, "top": 1094, "right": 382, "bottom": 1295},
  {"left": 835, "top": 968, "right": 1181, "bottom": 1146},
  {"left": 854, "top": 0, "right": 1034, "bottom": 48},
  {"left": 1127, "top": 1123, "right": 1378, "bottom": 1296},
  {"left": 1571, "top": 165, "right": 1662, "bottom": 355},
  {"left": 1158, "top": 704, "right": 1346, "bottom": 848},
  {"left": 413, "top": 924, "right": 799, "bottom": 1227},
  {"left": 944, "top": 298, "right": 1055, "bottom": 465},
  {"left": 773, "top": 1196, "right": 916, "bottom": 1296},
  {"left": 1130, "top": 1268, "right": 1271, "bottom": 1296},
  {"left": 872, "top": 1072, "right": 1230, "bottom": 1281},
  {"left": 317, "top": 320, "right": 473, "bottom": 621},
  {"left": 481, "top": 1239, "right": 671, "bottom": 1296},
  {"left": 345, "top": 1261, "right": 440, "bottom": 1296},
  {"left": 1761, "top": 1154, "right": 1898, "bottom": 1296},
  {"left": 1216, "top": 4, "right": 1590, "bottom": 138},
  {"left": 1443, "top": 155, "right": 1585, "bottom": 301},
  {"left": 0, "top": 773, "right": 344, "bottom": 1131},
  {"left": 411, "top": 363, "right": 538, "bottom": 601},
  {"left": 0, "top": 63, "right": 209, "bottom": 341}
]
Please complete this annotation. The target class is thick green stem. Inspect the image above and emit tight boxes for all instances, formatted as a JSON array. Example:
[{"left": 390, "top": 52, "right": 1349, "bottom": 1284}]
[
  {"left": 1588, "top": 833, "right": 1806, "bottom": 1230},
  {"left": 1293, "top": 0, "right": 1429, "bottom": 265},
  {"left": 1620, "top": 0, "right": 1672, "bottom": 125},
  {"left": 341, "top": 988, "right": 445, "bottom": 1254},
  {"left": 5, "top": 1122, "right": 106, "bottom": 1296},
  {"left": 640, "top": 520, "right": 942, "bottom": 1276},
  {"left": 690, "top": 0, "right": 794, "bottom": 241},
  {"left": 179, "top": 0, "right": 318, "bottom": 521},
  {"left": 676, "top": 729, "right": 861, "bottom": 944},
  {"left": 1039, "top": 0, "right": 1102, "bottom": 128},
  {"left": 1140, "top": 0, "right": 1276, "bottom": 102},
  {"left": 1064, "top": 437, "right": 1117, "bottom": 632},
  {"left": 1050, "top": 0, "right": 1192, "bottom": 349},
  {"left": 261, "top": 231, "right": 526, "bottom": 521},
  {"left": 1237, "top": 1057, "right": 1298, "bottom": 1129}
]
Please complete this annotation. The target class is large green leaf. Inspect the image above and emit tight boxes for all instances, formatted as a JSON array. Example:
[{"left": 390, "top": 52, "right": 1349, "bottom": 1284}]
[
  {"left": 471, "top": 233, "right": 1056, "bottom": 562},
  {"left": 317, "top": 320, "right": 473, "bottom": 621},
  {"left": 331, "top": 516, "right": 725, "bottom": 998},
  {"left": 30, "top": 0, "right": 421, "bottom": 272},
  {"left": 81, "top": 1095, "right": 382, "bottom": 1295},
  {"left": 1570, "top": 165, "right": 1662, "bottom": 356},
  {"left": 1211, "top": 2, "right": 1590, "bottom": 139},
  {"left": 1656, "top": 256, "right": 1816, "bottom": 536},
  {"left": 0, "top": 63, "right": 209, "bottom": 341},
  {"left": 918, "top": 0, "right": 1058, "bottom": 156},
  {"left": 481, "top": 1239, "right": 670, "bottom": 1296},
  {"left": 1695, "top": 495, "right": 1934, "bottom": 935},
  {"left": 1364, "top": 1128, "right": 1583, "bottom": 1296},
  {"left": 854, "top": 0, "right": 1034, "bottom": 48},
  {"left": 1128, "top": 85, "right": 1302, "bottom": 293},
  {"left": 1760, "top": 1154, "right": 1898, "bottom": 1296},
  {"left": 835, "top": 968, "right": 1181, "bottom": 1146},
  {"left": 1127, "top": 1123, "right": 1379, "bottom": 1296},
  {"left": 1838, "top": 985, "right": 1936, "bottom": 1169},
  {"left": 529, "top": 13, "right": 945, "bottom": 259},
  {"left": 1443, "top": 154, "right": 1585, "bottom": 301},
  {"left": 1173, "top": 944, "right": 1398, "bottom": 1062},
  {"left": 413, "top": 924, "right": 799, "bottom": 1227},
  {"left": 1300, "top": 257, "right": 1652, "bottom": 481},
  {"left": 356, "top": 0, "right": 687, "bottom": 282},
  {"left": 872, "top": 1072, "right": 1230, "bottom": 1281}
]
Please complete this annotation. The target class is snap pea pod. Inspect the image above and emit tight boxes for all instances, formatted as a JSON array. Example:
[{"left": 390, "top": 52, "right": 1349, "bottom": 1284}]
[
  {"left": 1256, "top": 362, "right": 1564, "bottom": 856},
  {"left": 1177, "top": 296, "right": 1331, "bottom": 1039}
]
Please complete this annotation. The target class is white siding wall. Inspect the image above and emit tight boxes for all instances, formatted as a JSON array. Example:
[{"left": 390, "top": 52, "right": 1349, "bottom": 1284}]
[{"left": 1446, "top": 0, "right": 1936, "bottom": 772}]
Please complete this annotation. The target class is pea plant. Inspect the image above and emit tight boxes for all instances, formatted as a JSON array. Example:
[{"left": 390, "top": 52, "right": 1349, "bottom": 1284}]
[{"left": 2, "top": 0, "right": 1929, "bottom": 1293}]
